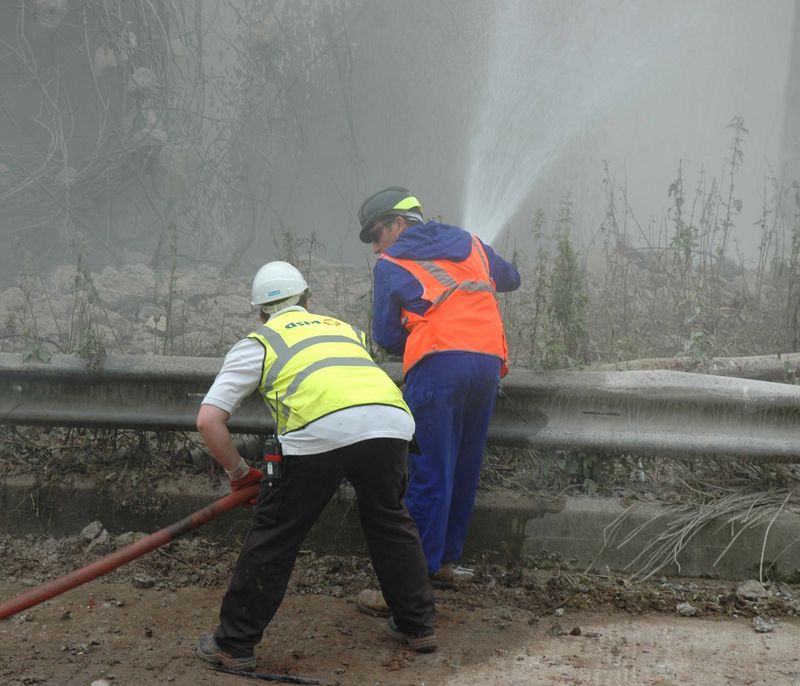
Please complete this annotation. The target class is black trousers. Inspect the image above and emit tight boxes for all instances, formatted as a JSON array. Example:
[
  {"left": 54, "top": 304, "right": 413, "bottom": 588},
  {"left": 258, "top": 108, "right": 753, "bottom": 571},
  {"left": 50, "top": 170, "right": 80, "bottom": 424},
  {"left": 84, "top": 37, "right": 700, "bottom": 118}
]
[{"left": 214, "top": 437, "right": 435, "bottom": 656}]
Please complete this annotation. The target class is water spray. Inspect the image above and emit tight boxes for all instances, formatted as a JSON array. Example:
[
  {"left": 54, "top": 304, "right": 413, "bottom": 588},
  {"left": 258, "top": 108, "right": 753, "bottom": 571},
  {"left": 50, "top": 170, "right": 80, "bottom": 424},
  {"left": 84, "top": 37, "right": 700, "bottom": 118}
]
[{"left": 463, "top": 0, "right": 711, "bottom": 245}]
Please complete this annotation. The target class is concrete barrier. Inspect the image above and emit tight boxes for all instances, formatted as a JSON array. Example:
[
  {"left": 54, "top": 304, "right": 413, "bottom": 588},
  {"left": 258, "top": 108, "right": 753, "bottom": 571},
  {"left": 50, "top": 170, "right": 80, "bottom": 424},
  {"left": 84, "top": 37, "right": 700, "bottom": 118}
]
[{"left": 2, "top": 476, "right": 798, "bottom": 581}]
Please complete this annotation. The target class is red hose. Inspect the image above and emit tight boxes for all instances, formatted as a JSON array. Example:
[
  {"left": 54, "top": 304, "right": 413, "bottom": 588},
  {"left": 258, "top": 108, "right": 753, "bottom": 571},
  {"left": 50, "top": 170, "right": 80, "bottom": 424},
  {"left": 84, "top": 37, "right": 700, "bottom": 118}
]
[{"left": 0, "top": 484, "right": 260, "bottom": 620}]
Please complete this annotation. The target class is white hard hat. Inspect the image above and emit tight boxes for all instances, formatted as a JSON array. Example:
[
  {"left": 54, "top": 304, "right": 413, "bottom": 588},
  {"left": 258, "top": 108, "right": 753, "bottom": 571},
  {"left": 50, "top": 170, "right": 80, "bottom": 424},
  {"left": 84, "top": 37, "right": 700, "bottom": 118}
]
[{"left": 250, "top": 261, "right": 308, "bottom": 306}]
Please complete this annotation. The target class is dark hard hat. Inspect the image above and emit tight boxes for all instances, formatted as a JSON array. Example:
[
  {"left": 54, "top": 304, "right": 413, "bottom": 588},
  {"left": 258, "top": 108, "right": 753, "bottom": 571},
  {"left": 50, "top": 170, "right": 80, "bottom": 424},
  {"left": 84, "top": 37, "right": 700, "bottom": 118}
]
[{"left": 357, "top": 186, "right": 423, "bottom": 243}]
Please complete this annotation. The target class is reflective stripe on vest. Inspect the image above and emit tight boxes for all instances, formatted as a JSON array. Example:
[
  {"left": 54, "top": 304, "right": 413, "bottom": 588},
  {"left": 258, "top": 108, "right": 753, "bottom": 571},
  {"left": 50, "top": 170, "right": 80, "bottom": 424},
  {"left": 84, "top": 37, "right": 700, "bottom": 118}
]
[
  {"left": 380, "top": 235, "right": 509, "bottom": 377},
  {"left": 248, "top": 311, "right": 409, "bottom": 433}
]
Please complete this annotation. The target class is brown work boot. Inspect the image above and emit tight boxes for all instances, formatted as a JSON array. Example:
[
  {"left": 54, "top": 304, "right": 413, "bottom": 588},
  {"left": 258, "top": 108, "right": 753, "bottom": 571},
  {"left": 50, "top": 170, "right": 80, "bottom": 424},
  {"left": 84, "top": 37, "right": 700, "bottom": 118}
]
[
  {"left": 356, "top": 589, "right": 391, "bottom": 617},
  {"left": 428, "top": 562, "right": 455, "bottom": 590},
  {"left": 386, "top": 616, "right": 438, "bottom": 653}
]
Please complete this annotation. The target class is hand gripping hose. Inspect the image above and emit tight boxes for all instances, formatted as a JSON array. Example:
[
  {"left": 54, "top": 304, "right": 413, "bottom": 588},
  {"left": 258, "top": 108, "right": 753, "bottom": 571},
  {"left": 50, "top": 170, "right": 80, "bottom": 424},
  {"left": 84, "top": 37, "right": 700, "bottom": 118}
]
[{"left": 0, "top": 484, "right": 260, "bottom": 620}]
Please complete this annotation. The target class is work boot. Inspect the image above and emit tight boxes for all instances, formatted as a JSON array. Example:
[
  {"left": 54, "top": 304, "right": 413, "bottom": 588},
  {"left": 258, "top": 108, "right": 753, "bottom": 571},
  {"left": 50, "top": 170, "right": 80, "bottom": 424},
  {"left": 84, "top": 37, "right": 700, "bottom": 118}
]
[
  {"left": 356, "top": 589, "right": 390, "bottom": 617},
  {"left": 386, "top": 616, "right": 438, "bottom": 653},
  {"left": 428, "top": 562, "right": 455, "bottom": 590},
  {"left": 195, "top": 634, "right": 256, "bottom": 672}
]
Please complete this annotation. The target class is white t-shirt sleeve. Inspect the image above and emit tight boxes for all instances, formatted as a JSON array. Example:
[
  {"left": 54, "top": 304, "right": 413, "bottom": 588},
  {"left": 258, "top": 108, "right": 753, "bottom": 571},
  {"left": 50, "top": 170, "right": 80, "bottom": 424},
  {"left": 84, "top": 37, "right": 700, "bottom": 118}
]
[{"left": 201, "top": 337, "right": 265, "bottom": 415}]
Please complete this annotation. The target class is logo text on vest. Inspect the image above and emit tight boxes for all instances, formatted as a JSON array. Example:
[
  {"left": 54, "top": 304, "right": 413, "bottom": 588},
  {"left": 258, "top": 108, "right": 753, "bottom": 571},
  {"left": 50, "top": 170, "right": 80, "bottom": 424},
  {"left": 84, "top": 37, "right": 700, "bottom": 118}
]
[{"left": 284, "top": 318, "right": 341, "bottom": 328}]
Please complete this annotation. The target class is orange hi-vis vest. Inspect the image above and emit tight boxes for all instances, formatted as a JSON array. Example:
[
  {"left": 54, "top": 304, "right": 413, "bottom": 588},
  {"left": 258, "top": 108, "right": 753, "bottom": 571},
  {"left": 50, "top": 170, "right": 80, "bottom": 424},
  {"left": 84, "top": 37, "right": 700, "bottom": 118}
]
[{"left": 380, "top": 235, "right": 509, "bottom": 378}]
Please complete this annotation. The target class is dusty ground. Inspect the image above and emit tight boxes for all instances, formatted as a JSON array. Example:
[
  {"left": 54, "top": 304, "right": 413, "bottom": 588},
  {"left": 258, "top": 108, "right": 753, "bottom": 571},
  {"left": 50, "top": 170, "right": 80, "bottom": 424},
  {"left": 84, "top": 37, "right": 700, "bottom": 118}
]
[{"left": 1, "top": 532, "right": 800, "bottom": 686}]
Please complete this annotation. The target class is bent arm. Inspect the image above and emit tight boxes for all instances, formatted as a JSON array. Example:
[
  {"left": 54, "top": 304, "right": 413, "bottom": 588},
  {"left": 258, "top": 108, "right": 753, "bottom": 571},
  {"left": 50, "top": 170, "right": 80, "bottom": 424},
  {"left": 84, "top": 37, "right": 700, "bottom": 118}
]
[
  {"left": 372, "top": 261, "right": 412, "bottom": 354},
  {"left": 482, "top": 241, "right": 521, "bottom": 292},
  {"left": 196, "top": 404, "right": 242, "bottom": 473}
]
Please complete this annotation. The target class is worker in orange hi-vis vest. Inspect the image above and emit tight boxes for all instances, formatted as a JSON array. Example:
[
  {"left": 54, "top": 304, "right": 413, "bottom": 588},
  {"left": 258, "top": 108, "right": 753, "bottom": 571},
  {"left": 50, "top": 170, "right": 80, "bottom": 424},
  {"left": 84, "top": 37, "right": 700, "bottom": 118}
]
[{"left": 354, "top": 187, "right": 521, "bottom": 618}]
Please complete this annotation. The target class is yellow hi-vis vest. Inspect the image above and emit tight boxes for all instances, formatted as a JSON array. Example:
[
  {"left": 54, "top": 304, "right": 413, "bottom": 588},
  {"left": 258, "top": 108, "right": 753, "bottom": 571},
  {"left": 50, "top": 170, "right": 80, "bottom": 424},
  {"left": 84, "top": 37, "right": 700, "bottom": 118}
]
[{"left": 247, "top": 309, "right": 410, "bottom": 434}]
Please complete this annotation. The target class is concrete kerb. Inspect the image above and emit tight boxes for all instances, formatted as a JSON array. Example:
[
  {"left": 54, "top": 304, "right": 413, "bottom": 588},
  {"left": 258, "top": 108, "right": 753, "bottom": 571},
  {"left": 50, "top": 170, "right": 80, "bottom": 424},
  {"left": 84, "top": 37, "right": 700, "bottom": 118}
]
[{"left": 2, "top": 475, "right": 799, "bottom": 581}]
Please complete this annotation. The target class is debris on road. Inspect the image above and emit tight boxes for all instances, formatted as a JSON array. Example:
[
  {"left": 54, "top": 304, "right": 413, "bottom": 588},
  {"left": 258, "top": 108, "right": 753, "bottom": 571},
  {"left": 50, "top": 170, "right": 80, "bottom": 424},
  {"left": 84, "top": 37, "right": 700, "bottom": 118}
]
[
  {"left": 736, "top": 580, "right": 769, "bottom": 602},
  {"left": 752, "top": 615, "right": 776, "bottom": 633}
]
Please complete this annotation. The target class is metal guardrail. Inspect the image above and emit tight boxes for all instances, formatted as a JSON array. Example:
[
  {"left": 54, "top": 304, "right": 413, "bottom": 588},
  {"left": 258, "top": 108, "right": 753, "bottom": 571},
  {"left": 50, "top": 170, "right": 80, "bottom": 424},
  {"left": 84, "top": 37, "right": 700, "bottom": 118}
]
[{"left": 1, "top": 352, "right": 800, "bottom": 461}]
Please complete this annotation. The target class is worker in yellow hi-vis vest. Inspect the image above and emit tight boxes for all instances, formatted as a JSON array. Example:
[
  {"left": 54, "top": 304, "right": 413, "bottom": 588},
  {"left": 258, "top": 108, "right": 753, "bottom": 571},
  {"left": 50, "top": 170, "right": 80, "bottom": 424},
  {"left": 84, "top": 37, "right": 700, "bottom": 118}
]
[{"left": 194, "top": 261, "right": 437, "bottom": 672}]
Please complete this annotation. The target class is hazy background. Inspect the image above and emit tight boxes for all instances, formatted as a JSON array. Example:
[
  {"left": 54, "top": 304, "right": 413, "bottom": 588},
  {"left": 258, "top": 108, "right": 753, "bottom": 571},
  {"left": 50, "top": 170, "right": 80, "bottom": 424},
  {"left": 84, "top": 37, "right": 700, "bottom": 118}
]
[{"left": 0, "top": 0, "right": 797, "bottom": 283}]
